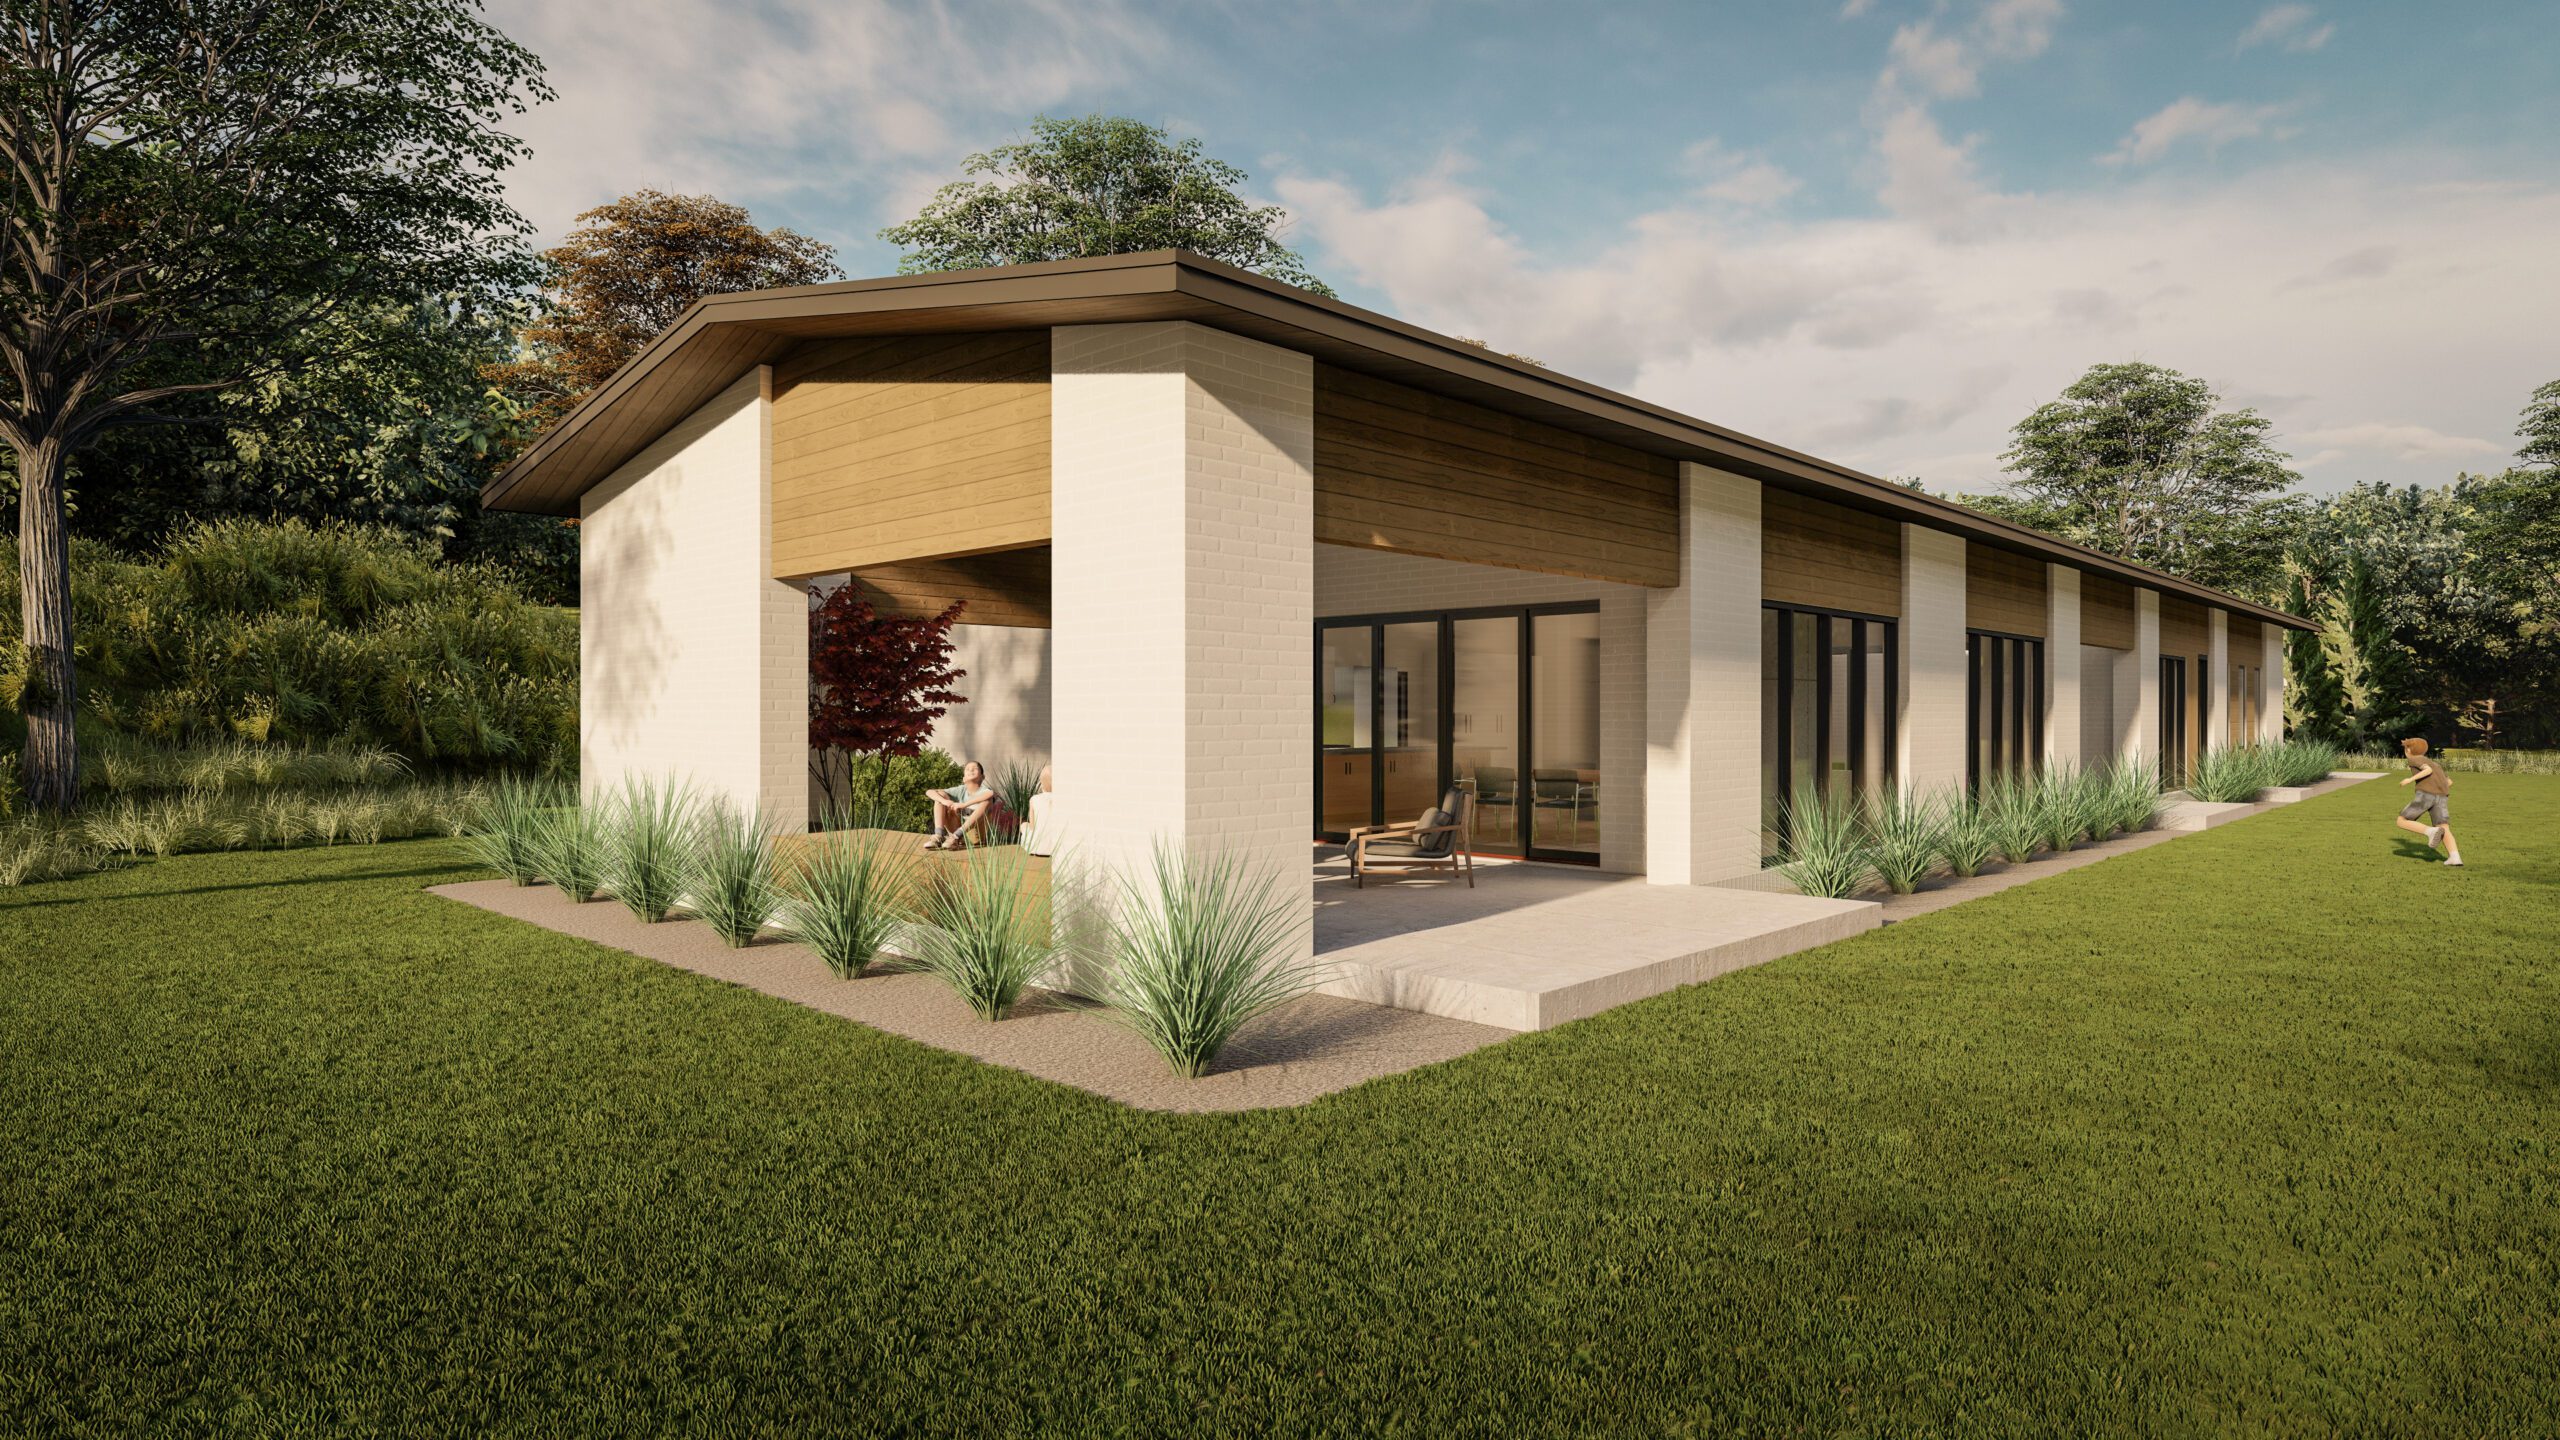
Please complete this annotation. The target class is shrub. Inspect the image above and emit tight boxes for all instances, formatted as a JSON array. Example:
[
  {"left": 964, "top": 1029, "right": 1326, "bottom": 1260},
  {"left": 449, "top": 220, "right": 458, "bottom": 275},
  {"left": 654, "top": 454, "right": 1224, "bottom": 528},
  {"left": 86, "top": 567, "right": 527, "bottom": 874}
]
[
  {"left": 686, "top": 804, "right": 783, "bottom": 947},
  {"left": 0, "top": 519, "right": 577, "bottom": 773},
  {"left": 533, "top": 801, "right": 609, "bottom": 903},
  {"left": 1939, "top": 793, "right": 2001, "bottom": 879},
  {"left": 2104, "top": 760, "right": 2166, "bottom": 834},
  {"left": 1099, "top": 844, "right": 1321, "bottom": 1078},
  {"left": 905, "top": 845, "right": 1054, "bottom": 1019},
  {"left": 2189, "top": 746, "right": 2272, "bottom": 804},
  {"left": 0, "top": 823, "right": 99, "bottom": 886},
  {"left": 811, "top": 749, "right": 964, "bottom": 834},
  {"left": 779, "top": 824, "right": 917, "bottom": 979},
  {"left": 2268, "top": 739, "right": 2343, "bottom": 787},
  {"left": 1775, "top": 783, "right": 1874, "bottom": 899},
  {"left": 1865, "top": 789, "right": 1944, "bottom": 895},
  {"left": 599, "top": 777, "right": 698, "bottom": 923},
  {"left": 462, "top": 775, "right": 554, "bottom": 885}
]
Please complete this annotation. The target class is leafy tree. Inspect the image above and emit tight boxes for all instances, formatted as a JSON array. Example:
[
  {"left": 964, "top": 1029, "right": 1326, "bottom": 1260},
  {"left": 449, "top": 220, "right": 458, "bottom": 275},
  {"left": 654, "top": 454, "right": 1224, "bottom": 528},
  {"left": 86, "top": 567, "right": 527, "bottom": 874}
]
[
  {"left": 2322, "top": 550, "right": 2423, "bottom": 747},
  {"left": 2281, "top": 562, "right": 2347, "bottom": 741},
  {"left": 1990, "top": 362, "right": 2300, "bottom": 597},
  {"left": 2517, "top": 379, "right": 2560, "bottom": 472},
  {"left": 882, "top": 115, "right": 1332, "bottom": 295},
  {"left": 807, "top": 587, "right": 967, "bottom": 813},
  {"left": 0, "top": 0, "right": 547, "bottom": 811},
  {"left": 489, "top": 190, "right": 839, "bottom": 441}
]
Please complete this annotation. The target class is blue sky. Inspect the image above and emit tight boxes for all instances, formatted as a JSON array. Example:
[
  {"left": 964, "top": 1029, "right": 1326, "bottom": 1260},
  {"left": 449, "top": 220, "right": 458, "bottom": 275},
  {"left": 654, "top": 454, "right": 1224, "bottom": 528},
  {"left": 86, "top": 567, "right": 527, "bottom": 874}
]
[{"left": 491, "top": 0, "right": 2560, "bottom": 494}]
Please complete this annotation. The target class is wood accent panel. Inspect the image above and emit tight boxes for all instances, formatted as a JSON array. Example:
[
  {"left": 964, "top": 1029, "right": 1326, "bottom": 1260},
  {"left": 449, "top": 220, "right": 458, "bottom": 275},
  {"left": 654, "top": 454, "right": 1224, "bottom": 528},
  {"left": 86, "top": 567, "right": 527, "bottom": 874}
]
[
  {"left": 2160, "top": 595, "right": 2210, "bottom": 662},
  {"left": 1967, "top": 546, "right": 2049, "bottom": 637},
  {"left": 1313, "top": 363, "right": 1679, "bottom": 588},
  {"left": 851, "top": 546, "right": 1050, "bottom": 629},
  {"left": 2082, "top": 575, "right": 2136, "bottom": 650},
  {"left": 2227, "top": 619, "right": 2262, "bottom": 673},
  {"left": 771, "top": 332, "right": 1050, "bottom": 578},
  {"left": 1761, "top": 489, "right": 1902, "bottom": 616}
]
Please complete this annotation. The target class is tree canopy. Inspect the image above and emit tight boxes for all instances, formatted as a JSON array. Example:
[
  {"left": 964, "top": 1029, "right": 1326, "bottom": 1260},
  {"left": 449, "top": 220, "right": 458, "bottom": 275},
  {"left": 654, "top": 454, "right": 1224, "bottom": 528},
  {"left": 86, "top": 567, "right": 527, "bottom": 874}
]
[
  {"left": 881, "top": 115, "right": 1332, "bottom": 295},
  {"left": 489, "top": 190, "right": 840, "bottom": 441},
  {"left": 1984, "top": 362, "right": 2300, "bottom": 597},
  {"left": 0, "top": 0, "right": 549, "bottom": 810}
]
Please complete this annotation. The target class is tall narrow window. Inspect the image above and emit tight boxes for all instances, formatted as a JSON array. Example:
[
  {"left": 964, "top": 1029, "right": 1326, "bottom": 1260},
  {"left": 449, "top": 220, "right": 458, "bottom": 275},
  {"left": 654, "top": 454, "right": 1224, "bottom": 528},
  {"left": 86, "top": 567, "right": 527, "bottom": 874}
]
[
  {"left": 1763, "top": 603, "right": 1898, "bottom": 855},
  {"left": 1966, "top": 631, "right": 2046, "bottom": 791}
]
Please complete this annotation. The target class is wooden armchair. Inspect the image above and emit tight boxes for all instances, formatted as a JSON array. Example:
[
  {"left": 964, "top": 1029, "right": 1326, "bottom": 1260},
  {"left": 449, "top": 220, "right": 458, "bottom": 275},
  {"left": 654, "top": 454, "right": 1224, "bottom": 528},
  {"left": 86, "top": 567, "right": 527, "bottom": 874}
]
[{"left": 1347, "top": 788, "right": 1475, "bottom": 889}]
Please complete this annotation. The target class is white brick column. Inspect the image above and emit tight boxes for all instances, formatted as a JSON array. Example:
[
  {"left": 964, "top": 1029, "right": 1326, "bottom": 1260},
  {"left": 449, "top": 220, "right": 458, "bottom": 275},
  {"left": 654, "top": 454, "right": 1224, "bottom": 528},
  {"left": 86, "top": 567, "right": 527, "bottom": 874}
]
[
  {"left": 1898, "top": 525, "right": 1968, "bottom": 796},
  {"left": 2206, "top": 609, "right": 2232, "bottom": 750},
  {"left": 2261, "top": 621, "right": 2288, "bottom": 743},
  {"left": 1644, "top": 463, "right": 1760, "bottom": 884},
  {"left": 2124, "top": 588, "right": 2161, "bottom": 767},
  {"left": 2044, "top": 564, "right": 2082, "bottom": 771},
  {"left": 580, "top": 366, "right": 807, "bottom": 831},
  {"left": 1049, "top": 323, "right": 1314, "bottom": 952}
]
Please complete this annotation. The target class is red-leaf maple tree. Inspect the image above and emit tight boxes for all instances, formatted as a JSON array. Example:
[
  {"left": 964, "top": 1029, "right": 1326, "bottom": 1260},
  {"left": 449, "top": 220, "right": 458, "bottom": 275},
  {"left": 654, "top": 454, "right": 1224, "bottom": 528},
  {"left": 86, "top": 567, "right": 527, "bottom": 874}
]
[{"left": 808, "top": 586, "right": 968, "bottom": 761}]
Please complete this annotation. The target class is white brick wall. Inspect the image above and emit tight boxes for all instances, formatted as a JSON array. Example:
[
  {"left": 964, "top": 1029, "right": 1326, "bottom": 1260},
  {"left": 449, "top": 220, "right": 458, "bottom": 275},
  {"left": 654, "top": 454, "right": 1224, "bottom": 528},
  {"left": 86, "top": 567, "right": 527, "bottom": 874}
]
[
  {"left": 2125, "top": 588, "right": 2161, "bottom": 767},
  {"left": 1050, "top": 322, "right": 1314, "bottom": 947},
  {"left": 581, "top": 367, "right": 807, "bottom": 828},
  {"left": 1315, "top": 546, "right": 1647, "bottom": 874},
  {"left": 1899, "top": 525, "right": 1968, "bottom": 796},
  {"left": 2080, "top": 645, "right": 2119, "bottom": 759},
  {"left": 2045, "top": 564, "right": 2083, "bottom": 770},
  {"left": 1645, "top": 463, "right": 1762, "bottom": 884},
  {"left": 2207, "top": 609, "right": 2232, "bottom": 750},
  {"left": 2262, "top": 621, "right": 2287, "bottom": 743}
]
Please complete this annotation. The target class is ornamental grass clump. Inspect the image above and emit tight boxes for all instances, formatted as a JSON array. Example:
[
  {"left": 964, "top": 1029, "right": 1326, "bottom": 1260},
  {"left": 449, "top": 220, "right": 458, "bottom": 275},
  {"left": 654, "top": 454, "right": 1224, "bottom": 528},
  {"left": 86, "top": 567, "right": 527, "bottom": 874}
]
[
  {"left": 0, "top": 823, "right": 98, "bottom": 887},
  {"left": 1938, "top": 792, "right": 2001, "bottom": 878},
  {"left": 905, "top": 844, "right": 1054, "bottom": 1019},
  {"left": 1980, "top": 775, "right": 2044, "bottom": 865},
  {"left": 2105, "top": 760, "right": 2166, "bottom": 834},
  {"left": 2269, "top": 739, "right": 2343, "bottom": 788},
  {"left": 1865, "top": 789, "right": 1945, "bottom": 895},
  {"left": 686, "top": 804, "right": 783, "bottom": 947},
  {"left": 600, "top": 777, "right": 698, "bottom": 923},
  {"left": 1100, "top": 843, "right": 1321, "bottom": 1078},
  {"left": 2188, "top": 746, "right": 2272, "bottom": 804},
  {"left": 780, "top": 826, "right": 917, "bottom": 979},
  {"left": 1775, "top": 782, "right": 1875, "bottom": 899},
  {"left": 532, "top": 799, "right": 609, "bottom": 903},
  {"left": 461, "top": 774, "right": 554, "bottom": 885}
]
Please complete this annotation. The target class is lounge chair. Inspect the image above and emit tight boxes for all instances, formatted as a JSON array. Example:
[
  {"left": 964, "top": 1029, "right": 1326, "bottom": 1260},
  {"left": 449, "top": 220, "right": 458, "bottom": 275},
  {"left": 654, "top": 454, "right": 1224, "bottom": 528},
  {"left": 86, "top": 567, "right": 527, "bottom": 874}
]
[{"left": 1347, "top": 788, "right": 1475, "bottom": 888}]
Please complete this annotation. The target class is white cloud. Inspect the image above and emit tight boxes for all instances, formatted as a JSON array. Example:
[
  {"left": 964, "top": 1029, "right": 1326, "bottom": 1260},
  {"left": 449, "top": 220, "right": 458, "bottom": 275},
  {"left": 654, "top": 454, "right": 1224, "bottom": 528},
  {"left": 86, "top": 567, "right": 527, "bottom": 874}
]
[
  {"left": 1279, "top": 159, "right": 2560, "bottom": 493},
  {"left": 485, "top": 0, "right": 1163, "bottom": 241},
  {"left": 2237, "top": 5, "right": 2335, "bottom": 53},
  {"left": 1883, "top": 23, "right": 1980, "bottom": 100},
  {"left": 1840, "top": 0, "right": 1877, "bottom": 18},
  {"left": 2103, "top": 98, "right": 2291, "bottom": 166},
  {"left": 1977, "top": 0, "right": 2065, "bottom": 60},
  {"left": 1682, "top": 139, "right": 1801, "bottom": 209}
]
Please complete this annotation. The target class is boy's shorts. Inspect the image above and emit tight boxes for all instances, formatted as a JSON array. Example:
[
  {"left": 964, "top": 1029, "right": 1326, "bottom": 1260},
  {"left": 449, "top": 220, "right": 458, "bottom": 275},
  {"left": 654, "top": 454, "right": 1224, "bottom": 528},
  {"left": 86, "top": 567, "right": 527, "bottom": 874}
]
[{"left": 2400, "top": 793, "right": 2450, "bottom": 825}]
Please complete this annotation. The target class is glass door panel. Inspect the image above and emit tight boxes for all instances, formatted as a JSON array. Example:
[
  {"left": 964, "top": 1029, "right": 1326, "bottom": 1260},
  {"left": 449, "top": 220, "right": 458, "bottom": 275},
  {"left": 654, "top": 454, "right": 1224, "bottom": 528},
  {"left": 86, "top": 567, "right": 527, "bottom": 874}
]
[
  {"left": 1379, "top": 621, "right": 1444, "bottom": 824},
  {"left": 1451, "top": 616, "right": 1522, "bottom": 856},
  {"left": 1318, "top": 623, "right": 1374, "bottom": 837},
  {"left": 1529, "top": 611, "right": 1603, "bottom": 857}
]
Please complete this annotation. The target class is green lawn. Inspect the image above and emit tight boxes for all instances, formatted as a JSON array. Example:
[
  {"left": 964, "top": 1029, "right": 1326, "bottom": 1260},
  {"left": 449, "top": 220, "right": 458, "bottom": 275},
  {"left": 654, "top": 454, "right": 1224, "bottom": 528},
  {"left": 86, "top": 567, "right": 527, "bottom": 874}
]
[{"left": 3, "top": 778, "right": 2554, "bottom": 1437}]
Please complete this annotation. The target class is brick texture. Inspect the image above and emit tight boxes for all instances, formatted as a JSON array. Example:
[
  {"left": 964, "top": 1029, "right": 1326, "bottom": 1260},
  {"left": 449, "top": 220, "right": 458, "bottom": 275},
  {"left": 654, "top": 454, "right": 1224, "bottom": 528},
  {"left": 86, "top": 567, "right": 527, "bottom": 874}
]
[
  {"left": 1645, "top": 463, "right": 1762, "bottom": 884},
  {"left": 2045, "top": 564, "right": 2083, "bottom": 769},
  {"left": 1899, "top": 525, "right": 1968, "bottom": 795}
]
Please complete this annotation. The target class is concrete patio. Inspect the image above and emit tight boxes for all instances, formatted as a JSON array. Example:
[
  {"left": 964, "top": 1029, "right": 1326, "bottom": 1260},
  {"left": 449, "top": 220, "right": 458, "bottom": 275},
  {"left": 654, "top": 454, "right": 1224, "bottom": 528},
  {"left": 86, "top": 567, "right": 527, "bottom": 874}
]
[{"left": 1313, "top": 852, "right": 1879, "bottom": 1031}]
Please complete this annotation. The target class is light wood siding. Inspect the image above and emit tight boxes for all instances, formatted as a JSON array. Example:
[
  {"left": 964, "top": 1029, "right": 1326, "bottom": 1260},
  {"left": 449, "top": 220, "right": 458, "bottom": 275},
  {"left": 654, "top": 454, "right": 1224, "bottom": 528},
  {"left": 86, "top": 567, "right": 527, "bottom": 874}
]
[
  {"left": 1761, "top": 489, "right": 1902, "bottom": 615},
  {"left": 1967, "top": 546, "right": 2048, "bottom": 637},
  {"left": 2082, "top": 575, "right": 2136, "bottom": 650},
  {"left": 2160, "top": 596, "right": 2209, "bottom": 662},
  {"left": 851, "top": 546, "right": 1050, "bottom": 629},
  {"left": 1312, "top": 364, "right": 1679, "bottom": 587},
  {"left": 2228, "top": 618, "right": 2262, "bottom": 673},
  {"left": 770, "top": 332, "right": 1051, "bottom": 578}
]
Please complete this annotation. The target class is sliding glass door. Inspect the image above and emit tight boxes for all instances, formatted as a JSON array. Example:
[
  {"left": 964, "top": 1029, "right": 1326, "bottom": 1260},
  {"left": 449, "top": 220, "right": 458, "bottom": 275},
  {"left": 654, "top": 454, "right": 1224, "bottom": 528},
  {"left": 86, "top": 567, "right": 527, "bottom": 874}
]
[
  {"left": 1966, "top": 630, "right": 2046, "bottom": 791},
  {"left": 1760, "top": 603, "right": 1899, "bottom": 854},
  {"left": 1316, "top": 603, "right": 1601, "bottom": 864}
]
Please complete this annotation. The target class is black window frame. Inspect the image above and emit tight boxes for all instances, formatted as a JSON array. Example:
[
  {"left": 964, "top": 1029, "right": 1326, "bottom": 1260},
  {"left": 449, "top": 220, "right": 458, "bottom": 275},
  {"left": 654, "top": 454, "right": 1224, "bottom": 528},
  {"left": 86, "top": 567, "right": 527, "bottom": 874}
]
[
  {"left": 1765, "top": 601, "right": 1900, "bottom": 849},
  {"left": 1965, "top": 628, "right": 2046, "bottom": 792}
]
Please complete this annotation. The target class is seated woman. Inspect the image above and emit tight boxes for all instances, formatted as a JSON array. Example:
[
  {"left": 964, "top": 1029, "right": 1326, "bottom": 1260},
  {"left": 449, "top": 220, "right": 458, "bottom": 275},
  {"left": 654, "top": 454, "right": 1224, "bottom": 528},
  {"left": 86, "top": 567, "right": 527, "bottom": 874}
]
[
  {"left": 924, "top": 761, "right": 997, "bottom": 850},
  {"left": 1022, "top": 765, "right": 1058, "bottom": 857}
]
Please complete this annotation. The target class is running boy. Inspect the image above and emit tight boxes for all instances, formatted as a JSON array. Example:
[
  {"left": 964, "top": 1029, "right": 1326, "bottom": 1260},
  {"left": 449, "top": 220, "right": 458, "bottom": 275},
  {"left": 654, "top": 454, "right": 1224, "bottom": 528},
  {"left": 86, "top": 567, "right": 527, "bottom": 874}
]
[{"left": 2391, "top": 737, "right": 2463, "bottom": 867}]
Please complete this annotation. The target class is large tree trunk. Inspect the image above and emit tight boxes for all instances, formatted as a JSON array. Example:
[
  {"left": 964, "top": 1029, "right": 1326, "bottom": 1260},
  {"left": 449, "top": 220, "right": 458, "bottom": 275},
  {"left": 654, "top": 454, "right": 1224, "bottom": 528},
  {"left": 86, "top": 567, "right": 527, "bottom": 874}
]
[{"left": 15, "top": 436, "right": 79, "bottom": 812}]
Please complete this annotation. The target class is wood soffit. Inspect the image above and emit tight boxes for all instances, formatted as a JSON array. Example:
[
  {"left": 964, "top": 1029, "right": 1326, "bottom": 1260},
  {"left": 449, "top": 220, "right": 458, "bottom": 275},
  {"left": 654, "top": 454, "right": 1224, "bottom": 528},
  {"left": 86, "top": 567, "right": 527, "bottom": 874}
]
[{"left": 487, "top": 249, "right": 2309, "bottom": 630}]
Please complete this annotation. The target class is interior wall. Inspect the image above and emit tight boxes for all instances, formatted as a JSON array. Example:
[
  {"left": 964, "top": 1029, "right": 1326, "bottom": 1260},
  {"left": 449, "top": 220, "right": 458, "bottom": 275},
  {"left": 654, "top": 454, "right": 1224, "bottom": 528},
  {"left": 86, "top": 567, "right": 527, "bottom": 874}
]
[{"left": 1315, "top": 544, "right": 1646, "bottom": 874}]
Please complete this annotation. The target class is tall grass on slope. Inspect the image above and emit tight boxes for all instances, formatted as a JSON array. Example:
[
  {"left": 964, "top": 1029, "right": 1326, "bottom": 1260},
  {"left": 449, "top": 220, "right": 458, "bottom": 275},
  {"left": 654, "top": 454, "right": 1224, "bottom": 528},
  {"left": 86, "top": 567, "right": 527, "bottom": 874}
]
[
  {"left": 686, "top": 804, "right": 783, "bottom": 947},
  {"left": 906, "top": 844, "right": 1054, "bottom": 1019},
  {"left": 780, "top": 825, "right": 916, "bottom": 979},
  {"left": 1100, "top": 844, "right": 1321, "bottom": 1078},
  {"left": 1865, "top": 789, "right": 1945, "bottom": 895},
  {"left": 600, "top": 777, "right": 698, "bottom": 923},
  {"left": 1775, "top": 782, "right": 1874, "bottom": 899}
]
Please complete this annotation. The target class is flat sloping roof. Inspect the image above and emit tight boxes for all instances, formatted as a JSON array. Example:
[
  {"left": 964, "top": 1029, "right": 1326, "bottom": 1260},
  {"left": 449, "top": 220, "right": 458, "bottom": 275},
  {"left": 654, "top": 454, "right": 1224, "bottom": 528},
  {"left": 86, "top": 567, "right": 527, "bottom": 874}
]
[{"left": 486, "top": 248, "right": 2309, "bottom": 629}]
